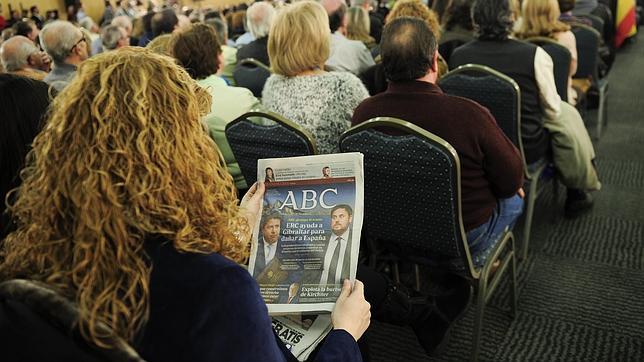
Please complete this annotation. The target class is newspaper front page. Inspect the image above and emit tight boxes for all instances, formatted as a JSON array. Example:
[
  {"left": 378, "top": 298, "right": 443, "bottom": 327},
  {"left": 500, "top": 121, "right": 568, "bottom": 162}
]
[{"left": 247, "top": 153, "right": 364, "bottom": 361}]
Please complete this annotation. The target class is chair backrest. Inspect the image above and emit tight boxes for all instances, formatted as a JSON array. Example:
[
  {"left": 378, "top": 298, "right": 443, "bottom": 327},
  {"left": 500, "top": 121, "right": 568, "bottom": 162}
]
[
  {"left": 526, "top": 37, "right": 572, "bottom": 102},
  {"left": 576, "top": 13, "right": 605, "bottom": 36},
  {"left": 0, "top": 279, "right": 144, "bottom": 361},
  {"left": 438, "top": 64, "right": 527, "bottom": 173},
  {"left": 225, "top": 111, "right": 317, "bottom": 186},
  {"left": 339, "top": 118, "right": 478, "bottom": 276},
  {"left": 571, "top": 24, "right": 600, "bottom": 79},
  {"left": 233, "top": 58, "right": 271, "bottom": 98}
]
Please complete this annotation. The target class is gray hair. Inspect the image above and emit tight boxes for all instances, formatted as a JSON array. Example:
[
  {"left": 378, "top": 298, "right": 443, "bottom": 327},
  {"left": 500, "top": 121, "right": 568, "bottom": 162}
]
[
  {"left": 111, "top": 15, "right": 133, "bottom": 34},
  {"left": 246, "top": 2, "right": 276, "bottom": 38},
  {"left": 206, "top": 18, "right": 228, "bottom": 44},
  {"left": 350, "top": 0, "right": 374, "bottom": 7},
  {"left": 101, "top": 25, "right": 124, "bottom": 51},
  {"left": 40, "top": 21, "right": 82, "bottom": 63},
  {"left": 79, "top": 17, "right": 97, "bottom": 32},
  {"left": 0, "top": 36, "right": 39, "bottom": 71}
]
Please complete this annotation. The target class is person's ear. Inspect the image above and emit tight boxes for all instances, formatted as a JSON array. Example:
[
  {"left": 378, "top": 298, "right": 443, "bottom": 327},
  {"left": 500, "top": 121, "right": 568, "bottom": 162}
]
[{"left": 430, "top": 50, "right": 439, "bottom": 73}]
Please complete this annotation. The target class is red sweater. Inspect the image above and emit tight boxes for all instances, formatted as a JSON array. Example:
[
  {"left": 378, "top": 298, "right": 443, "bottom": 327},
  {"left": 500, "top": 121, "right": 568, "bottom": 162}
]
[{"left": 352, "top": 80, "right": 524, "bottom": 231}]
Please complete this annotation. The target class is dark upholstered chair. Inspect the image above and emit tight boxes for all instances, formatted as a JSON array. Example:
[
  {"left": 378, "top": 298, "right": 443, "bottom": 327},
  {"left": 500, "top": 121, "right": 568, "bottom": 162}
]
[
  {"left": 339, "top": 117, "right": 517, "bottom": 362},
  {"left": 0, "top": 279, "right": 144, "bottom": 362},
  {"left": 526, "top": 37, "right": 572, "bottom": 103},
  {"left": 572, "top": 24, "right": 609, "bottom": 139},
  {"left": 438, "top": 64, "right": 550, "bottom": 261},
  {"left": 225, "top": 111, "right": 317, "bottom": 186},
  {"left": 233, "top": 58, "right": 271, "bottom": 98}
]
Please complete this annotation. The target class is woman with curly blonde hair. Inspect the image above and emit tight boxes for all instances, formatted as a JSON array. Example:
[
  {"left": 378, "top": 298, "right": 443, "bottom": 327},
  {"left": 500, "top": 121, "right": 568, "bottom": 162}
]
[{"left": 0, "top": 47, "right": 368, "bottom": 361}]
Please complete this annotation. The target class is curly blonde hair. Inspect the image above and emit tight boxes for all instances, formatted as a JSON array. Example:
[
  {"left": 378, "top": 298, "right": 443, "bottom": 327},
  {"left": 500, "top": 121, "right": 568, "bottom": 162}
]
[
  {"left": 387, "top": 0, "right": 442, "bottom": 42},
  {"left": 0, "top": 47, "right": 250, "bottom": 347}
]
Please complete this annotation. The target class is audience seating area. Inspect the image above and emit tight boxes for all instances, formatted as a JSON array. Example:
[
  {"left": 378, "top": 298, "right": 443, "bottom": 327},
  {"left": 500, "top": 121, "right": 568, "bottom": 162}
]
[{"left": 0, "top": 0, "right": 641, "bottom": 361}]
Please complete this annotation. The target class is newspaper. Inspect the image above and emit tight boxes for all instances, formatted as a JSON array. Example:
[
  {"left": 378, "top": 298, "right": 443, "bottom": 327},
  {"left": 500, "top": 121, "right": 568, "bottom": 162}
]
[
  {"left": 247, "top": 153, "right": 364, "bottom": 360},
  {"left": 249, "top": 153, "right": 364, "bottom": 313}
]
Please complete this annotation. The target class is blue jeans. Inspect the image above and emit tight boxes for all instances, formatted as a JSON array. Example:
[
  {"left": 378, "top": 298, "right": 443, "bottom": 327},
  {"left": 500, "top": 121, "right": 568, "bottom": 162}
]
[{"left": 466, "top": 195, "right": 524, "bottom": 267}]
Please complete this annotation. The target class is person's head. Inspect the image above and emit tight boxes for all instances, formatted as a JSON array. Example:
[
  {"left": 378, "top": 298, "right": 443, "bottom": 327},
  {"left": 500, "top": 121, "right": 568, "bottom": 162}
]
[
  {"left": 322, "top": 166, "right": 331, "bottom": 177},
  {"left": 206, "top": 17, "right": 229, "bottom": 44},
  {"left": 111, "top": 15, "right": 133, "bottom": 36},
  {"left": 346, "top": 6, "right": 371, "bottom": 42},
  {"left": 0, "top": 47, "right": 244, "bottom": 347},
  {"left": 170, "top": 23, "right": 222, "bottom": 80},
  {"left": 517, "top": 0, "right": 570, "bottom": 38},
  {"left": 268, "top": 1, "right": 330, "bottom": 76},
  {"left": 102, "top": 25, "right": 129, "bottom": 51},
  {"left": 288, "top": 282, "right": 300, "bottom": 297},
  {"left": 443, "top": 0, "right": 475, "bottom": 31},
  {"left": 321, "top": 0, "right": 348, "bottom": 33},
  {"left": 472, "top": 0, "right": 517, "bottom": 40},
  {"left": 0, "top": 74, "right": 51, "bottom": 226},
  {"left": 261, "top": 212, "right": 283, "bottom": 244},
  {"left": 331, "top": 204, "right": 353, "bottom": 236},
  {"left": 30, "top": 6, "right": 40, "bottom": 15},
  {"left": 246, "top": 2, "right": 276, "bottom": 38},
  {"left": 0, "top": 35, "right": 43, "bottom": 72},
  {"left": 266, "top": 167, "right": 274, "bottom": 178},
  {"left": 40, "top": 20, "right": 89, "bottom": 64},
  {"left": 79, "top": 17, "right": 100, "bottom": 34},
  {"left": 381, "top": 17, "right": 438, "bottom": 82},
  {"left": 13, "top": 20, "right": 40, "bottom": 42},
  {"left": 386, "top": 0, "right": 442, "bottom": 41},
  {"left": 146, "top": 33, "right": 173, "bottom": 55},
  {"left": 151, "top": 8, "right": 179, "bottom": 37},
  {"left": 558, "top": 0, "right": 576, "bottom": 13}
]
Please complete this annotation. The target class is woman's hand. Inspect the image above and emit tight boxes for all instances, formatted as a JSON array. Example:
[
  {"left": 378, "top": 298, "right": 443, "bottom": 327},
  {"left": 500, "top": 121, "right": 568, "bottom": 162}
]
[
  {"left": 240, "top": 182, "right": 265, "bottom": 228},
  {"left": 331, "top": 279, "right": 371, "bottom": 341}
]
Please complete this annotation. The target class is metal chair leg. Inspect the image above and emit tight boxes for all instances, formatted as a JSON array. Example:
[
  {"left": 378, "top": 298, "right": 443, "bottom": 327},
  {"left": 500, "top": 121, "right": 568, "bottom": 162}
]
[
  {"left": 509, "top": 237, "right": 518, "bottom": 318},
  {"left": 471, "top": 276, "right": 487, "bottom": 362},
  {"left": 597, "top": 83, "right": 608, "bottom": 139},
  {"left": 521, "top": 177, "right": 539, "bottom": 261},
  {"left": 414, "top": 264, "right": 421, "bottom": 292}
]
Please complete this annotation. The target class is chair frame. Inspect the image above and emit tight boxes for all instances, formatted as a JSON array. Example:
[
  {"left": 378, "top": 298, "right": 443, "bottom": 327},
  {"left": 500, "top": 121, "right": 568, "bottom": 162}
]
[
  {"left": 525, "top": 36, "right": 573, "bottom": 103},
  {"left": 233, "top": 58, "right": 271, "bottom": 98},
  {"left": 439, "top": 64, "right": 548, "bottom": 261},
  {"left": 340, "top": 117, "right": 517, "bottom": 361},
  {"left": 225, "top": 110, "right": 318, "bottom": 186},
  {"left": 571, "top": 24, "right": 609, "bottom": 139}
]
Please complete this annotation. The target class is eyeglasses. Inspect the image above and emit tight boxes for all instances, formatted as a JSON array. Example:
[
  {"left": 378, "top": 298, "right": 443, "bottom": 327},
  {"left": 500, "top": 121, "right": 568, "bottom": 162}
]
[{"left": 70, "top": 36, "right": 86, "bottom": 52}]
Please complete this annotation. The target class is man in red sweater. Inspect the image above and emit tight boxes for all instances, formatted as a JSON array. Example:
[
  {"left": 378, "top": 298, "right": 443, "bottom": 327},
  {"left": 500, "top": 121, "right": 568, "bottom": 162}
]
[{"left": 352, "top": 17, "right": 524, "bottom": 267}]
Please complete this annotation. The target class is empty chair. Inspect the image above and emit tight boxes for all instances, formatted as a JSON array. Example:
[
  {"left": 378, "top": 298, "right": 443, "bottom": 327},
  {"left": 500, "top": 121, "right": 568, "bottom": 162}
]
[
  {"left": 572, "top": 24, "right": 609, "bottom": 138},
  {"left": 233, "top": 58, "right": 271, "bottom": 98},
  {"left": 438, "top": 64, "right": 548, "bottom": 261},
  {"left": 339, "top": 117, "right": 517, "bottom": 362},
  {"left": 225, "top": 110, "right": 317, "bottom": 186}
]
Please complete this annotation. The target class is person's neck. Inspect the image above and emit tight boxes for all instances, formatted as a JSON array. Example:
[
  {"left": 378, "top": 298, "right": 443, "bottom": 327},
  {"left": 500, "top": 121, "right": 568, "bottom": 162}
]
[
  {"left": 296, "top": 68, "right": 325, "bottom": 77},
  {"left": 63, "top": 56, "right": 83, "bottom": 67},
  {"left": 416, "top": 72, "right": 437, "bottom": 84}
]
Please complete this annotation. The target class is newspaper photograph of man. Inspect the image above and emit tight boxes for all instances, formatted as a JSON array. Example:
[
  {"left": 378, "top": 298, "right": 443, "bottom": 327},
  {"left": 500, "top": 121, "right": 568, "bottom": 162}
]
[
  {"left": 254, "top": 211, "right": 283, "bottom": 277},
  {"left": 319, "top": 204, "right": 353, "bottom": 285},
  {"left": 322, "top": 166, "right": 331, "bottom": 178}
]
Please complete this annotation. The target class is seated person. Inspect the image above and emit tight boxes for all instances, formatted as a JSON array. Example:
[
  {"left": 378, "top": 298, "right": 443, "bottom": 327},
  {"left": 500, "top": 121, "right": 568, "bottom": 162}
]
[
  {"left": 0, "top": 35, "right": 50, "bottom": 80},
  {"left": 262, "top": 1, "right": 369, "bottom": 154},
  {"left": 40, "top": 20, "right": 90, "bottom": 91},
  {"left": 0, "top": 47, "right": 368, "bottom": 362},
  {"left": 170, "top": 23, "right": 260, "bottom": 191},
  {"left": 352, "top": 17, "right": 525, "bottom": 267},
  {"left": 236, "top": 1, "right": 275, "bottom": 66},
  {"left": 450, "top": 0, "right": 600, "bottom": 217},
  {"left": 321, "top": 0, "right": 376, "bottom": 74}
]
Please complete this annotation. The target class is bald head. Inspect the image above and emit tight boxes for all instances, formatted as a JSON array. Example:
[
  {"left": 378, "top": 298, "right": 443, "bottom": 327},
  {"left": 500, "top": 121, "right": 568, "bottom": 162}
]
[
  {"left": 320, "top": 0, "right": 347, "bottom": 33},
  {"left": 0, "top": 36, "right": 39, "bottom": 71},
  {"left": 321, "top": 0, "right": 345, "bottom": 14}
]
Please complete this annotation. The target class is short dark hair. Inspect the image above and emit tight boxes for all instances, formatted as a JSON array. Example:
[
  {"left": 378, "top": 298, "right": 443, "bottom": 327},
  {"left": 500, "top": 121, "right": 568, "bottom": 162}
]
[
  {"left": 13, "top": 20, "right": 36, "bottom": 38},
  {"left": 261, "top": 211, "right": 283, "bottom": 228},
  {"left": 151, "top": 8, "right": 178, "bottom": 37},
  {"left": 558, "top": 0, "right": 576, "bottom": 13},
  {"left": 170, "top": 23, "right": 222, "bottom": 80},
  {"left": 472, "top": 0, "right": 515, "bottom": 40},
  {"left": 444, "top": 0, "right": 475, "bottom": 32},
  {"left": 381, "top": 17, "right": 437, "bottom": 82},
  {"left": 331, "top": 204, "right": 353, "bottom": 217},
  {"left": 328, "top": 3, "right": 347, "bottom": 33}
]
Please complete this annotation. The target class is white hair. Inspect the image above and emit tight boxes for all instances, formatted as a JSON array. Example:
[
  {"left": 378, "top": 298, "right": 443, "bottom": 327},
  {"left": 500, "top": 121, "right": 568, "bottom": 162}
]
[
  {"left": 111, "top": 15, "right": 133, "bottom": 34},
  {"left": 101, "top": 25, "right": 124, "bottom": 51},
  {"left": 40, "top": 21, "right": 82, "bottom": 63},
  {"left": 0, "top": 36, "right": 39, "bottom": 71},
  {"left": 246, "top": 2, "right": 276, "bottom": 38}
]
